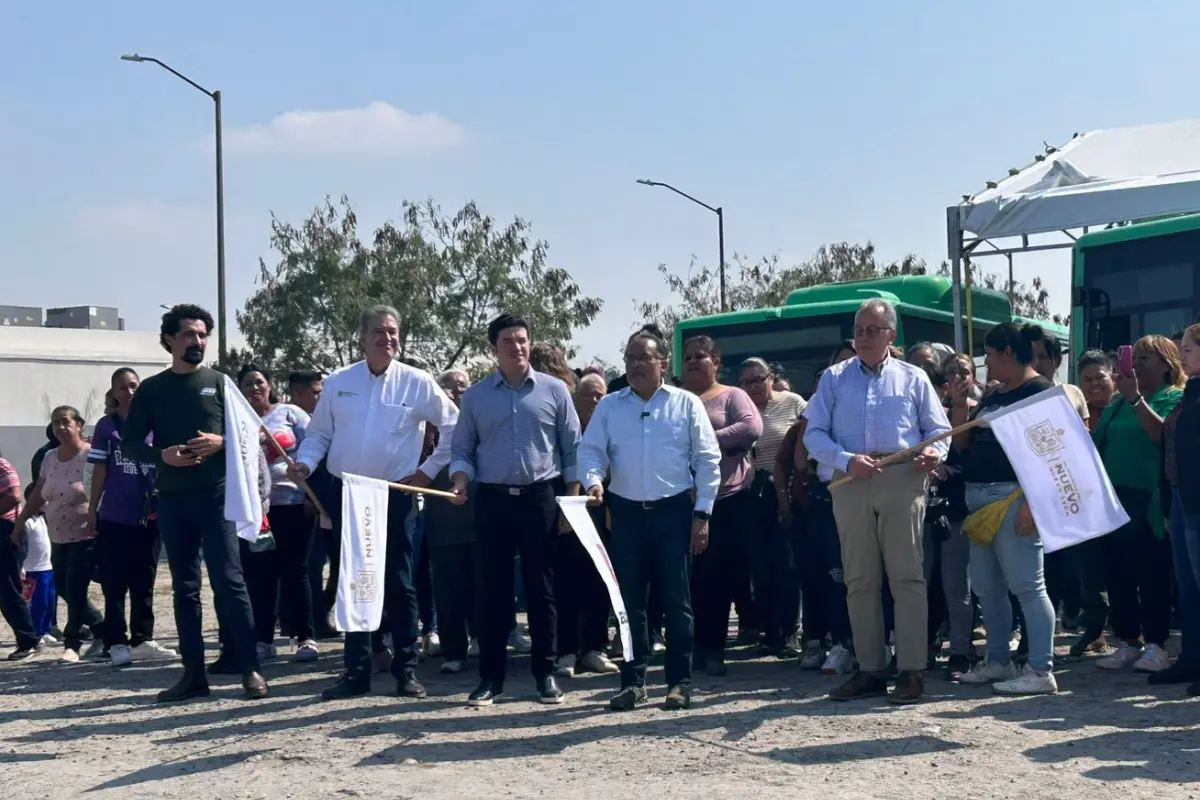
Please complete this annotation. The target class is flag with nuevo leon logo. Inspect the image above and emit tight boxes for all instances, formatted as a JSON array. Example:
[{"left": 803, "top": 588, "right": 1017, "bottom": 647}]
[
  {"left": 335, "top": 473, "right": 390, "bottom": 632},
  {"left": 982, "top": 385, "right": 1128, "bottom": 553}
]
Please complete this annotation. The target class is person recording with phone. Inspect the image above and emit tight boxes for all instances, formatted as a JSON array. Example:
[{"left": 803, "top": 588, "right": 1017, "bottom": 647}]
[{"left": 1091, "top": 336, "right": 1185, "bottom": 675}]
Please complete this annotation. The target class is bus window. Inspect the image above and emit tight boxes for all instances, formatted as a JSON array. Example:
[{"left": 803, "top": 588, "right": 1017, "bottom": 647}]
[{"left": 899, "top": 314, "right": 992, "bottom": 358}]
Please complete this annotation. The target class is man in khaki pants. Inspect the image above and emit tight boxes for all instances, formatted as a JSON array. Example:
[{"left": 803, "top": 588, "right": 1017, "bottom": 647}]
[{"left": 803, "top": 299, "right": 951, "bottom": 704}]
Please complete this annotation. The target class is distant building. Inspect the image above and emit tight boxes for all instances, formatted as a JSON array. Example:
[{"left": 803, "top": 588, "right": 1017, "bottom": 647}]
[
  {"left": 45, "top": 305, "right": 124, "bottom": 331},
  {"left": 0, "top": 305, "right": 44, "bottom": 328},
  {"left": 0, "top": 327, "right": 170, "bottom": 480}
]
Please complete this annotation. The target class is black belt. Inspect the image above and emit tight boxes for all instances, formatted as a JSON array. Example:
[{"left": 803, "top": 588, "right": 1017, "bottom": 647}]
[
  {"left": 609, "top": 490, "right": 690, "bottom": 510},
  {"left": 480, "top": 479, "right": 555, "bottom": 497}
]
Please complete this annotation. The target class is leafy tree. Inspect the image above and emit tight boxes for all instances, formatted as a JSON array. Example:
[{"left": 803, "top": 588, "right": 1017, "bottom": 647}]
[
  {"left": 936, "top": 261, "right": 1065, "bottom": 325},
  {"left": 236, "top": 196, "right": 602, "bottom": 377}
]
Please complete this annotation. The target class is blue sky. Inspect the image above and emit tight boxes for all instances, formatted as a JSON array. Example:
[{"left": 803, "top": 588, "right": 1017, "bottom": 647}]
[{"left": 3, "top": 1, "right": 1198, "bottom": 363}]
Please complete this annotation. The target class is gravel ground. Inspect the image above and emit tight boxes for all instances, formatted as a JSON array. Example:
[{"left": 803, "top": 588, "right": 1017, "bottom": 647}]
[{"left": 1, "top": 575, "right": 1198, "bottom": 799}]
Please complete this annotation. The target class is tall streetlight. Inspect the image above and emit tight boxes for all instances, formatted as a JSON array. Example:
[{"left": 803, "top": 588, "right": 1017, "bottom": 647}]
[
  {"left": 121, "top": 53, "right": 227, "bottom": 367},
  {"left": 636, "top": 178, "right": 726, "bottom": 312}
]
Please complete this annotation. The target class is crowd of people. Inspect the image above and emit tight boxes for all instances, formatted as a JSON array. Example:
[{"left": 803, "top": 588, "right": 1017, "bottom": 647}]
[{"left": 1, "top": 298, "right": 1199, "bottom": 711}]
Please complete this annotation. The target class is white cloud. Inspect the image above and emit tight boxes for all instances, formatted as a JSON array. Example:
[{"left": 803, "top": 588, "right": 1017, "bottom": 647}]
[
  {"left": 223, "top": 101, "right": 465, "bottom": 157},
  {"left": 76, "top": 201, "right": 213, "bottom": 242}
]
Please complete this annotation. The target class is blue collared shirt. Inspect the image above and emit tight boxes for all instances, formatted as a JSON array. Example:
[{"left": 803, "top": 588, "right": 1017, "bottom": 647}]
[
  {"left": 450, "top": 369, "right": 581, "bottom": 485},
  {"left": 578, "top": 382, "right": 721, "bottom": 514},
  {"left": 803, "top": 355, "right": 951, "bottom": 482}
]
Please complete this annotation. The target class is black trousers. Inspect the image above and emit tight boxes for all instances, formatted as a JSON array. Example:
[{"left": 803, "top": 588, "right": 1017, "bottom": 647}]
[
  {"left": 1106, "top": 487, "right": 1173, "bottom": 646},
  {"left": 158, "top": 484, "right": 258, "bottom": 673},
  {"left": 429, "top": 541, "right": 482, "bottom": 661},
  {"left": 475, "top": 481, "right": 560, "bottom": 685},
  {"left": 1075, "top": 535, "right": 1110, "bottom": 636},
  {"left": 98, "top": 519, "right": 161, "bottom": 648},
  {"left": 1045, "top": 548, "right": 1081, "bottom": 621},
  {"left": 609, "top": 491, "right": 694, "bottom": 688},
  {"left": 692, "top": 489, "right": 754, "bottom": 654},
  {"left": 0, "top": 520, "right": 38, "bottom": 651},
  {"left": 749, "top": 474, "right": 797, "bottom": 647},
  {"left": 50, "top": 539, "right": 104, "bottom": 652},
  {"left": 555, "top": 504, "right": 612, "bottom": 658},
  {"left": 243, "top": 504, "right": 315, "bottom": 644},
  {"left": 327, "top": 488, "right": 417, "bottom": 682}
]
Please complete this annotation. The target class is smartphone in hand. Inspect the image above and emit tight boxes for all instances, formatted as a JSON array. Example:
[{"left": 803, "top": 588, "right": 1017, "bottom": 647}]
[{"left": 1117, "top": 345, "right": 1134, "bottom": 377}]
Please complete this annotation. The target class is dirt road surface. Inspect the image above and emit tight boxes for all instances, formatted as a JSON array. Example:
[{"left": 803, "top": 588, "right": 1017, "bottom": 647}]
[{"left": 1, "top": 577, "right": 1198, "bottom": 799}]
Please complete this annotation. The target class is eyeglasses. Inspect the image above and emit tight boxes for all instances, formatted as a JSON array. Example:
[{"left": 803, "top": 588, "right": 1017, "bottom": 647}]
[
  {"left": 739, "top": 375, "right": 769, "bottom": 387},
  {"left": 624, "top": 354, "right": 661, "bottom": 366},
  {"left": 853, "top": 325, "right": 893, "bottom": 339}
]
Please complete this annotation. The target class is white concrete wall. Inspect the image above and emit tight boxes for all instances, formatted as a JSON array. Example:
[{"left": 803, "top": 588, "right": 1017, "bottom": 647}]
[{"left": 0, "top": 327, "right": 172, "bottom": 480}]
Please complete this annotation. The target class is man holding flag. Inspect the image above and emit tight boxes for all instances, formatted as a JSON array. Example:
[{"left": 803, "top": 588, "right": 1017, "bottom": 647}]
[
  {"left": 290, "top": 304, "right": 459, "bottom": 701},
  {"left": 121, "top": 304, "right": 267, "bottom": 703}
]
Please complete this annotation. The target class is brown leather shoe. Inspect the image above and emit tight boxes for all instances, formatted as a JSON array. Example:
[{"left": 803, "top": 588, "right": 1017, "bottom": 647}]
[
  {"left": 888, "top": 670, "right": 924, "bottom": 705},
  {"left": 829, "top": 670, "right": 889, "bottom": 702},
  {"left": 242, "top": 671, "right": 269, "bottom": 700}
]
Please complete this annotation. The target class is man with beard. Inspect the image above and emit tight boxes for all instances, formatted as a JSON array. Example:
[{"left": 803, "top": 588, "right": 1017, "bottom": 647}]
[{"left": 121, "top": 304, "right": 267, "bottom": 702}]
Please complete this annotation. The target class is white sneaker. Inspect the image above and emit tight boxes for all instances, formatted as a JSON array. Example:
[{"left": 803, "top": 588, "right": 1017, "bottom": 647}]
[
  {"left": 580, "top": 650, "right": 619, "bottom": 674},
  {"left": 131, "top": 641, "right": 178, "bottom": 661},
  {"left": 467, "top": 637, "right": 480, "bottom": 658},
  {"left": 800, "top": 641, "right": 826, "bottom": 670},
  {"left": 1097, "top": 642, "right": 1143, "bottom": 670},
  {"left": 110, "top": 644, "right": 133, "bottom": 667},
  {"left": 957, "top": 659, "right": 1018, "bottom": 685},
  {"left": 650, "top": 633, "right": 667, "bottom": 656},
  {"left": 554, "top": 654, "right": 577, "bottom": 677},
  {"left": 59, "top": 648, "right": 81, "bottom": 664},
  {"left": 441, "top": 659, "right": 464, "bottom": 674},
  {"left": 1133, "top": 643, "right": 1171, "bottom": 673},
  {"left": 294, "top": 639, "right": 320, "bottom": 663},
  {"left": 256, "top": 642, "right": 278, "bottom": 661},
  {"left": 820, "top": 644, "right": 854, "bottom": 675},
  {"left": 423, "top": 632, "right": 442, "bottom": 657},
  {"left": 508, "top": 630, "right": 532, "bottom": 654},
  {"left": 39, "top": 634, "right": 58, "bottom": 646},
  {"left": 993, "top": 665, "right": 1058, "bottom": 695}
]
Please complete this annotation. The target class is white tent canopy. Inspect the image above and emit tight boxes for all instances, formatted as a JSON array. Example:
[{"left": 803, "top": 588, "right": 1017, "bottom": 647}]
[{"left": 944, "top": 118, "right": 1200, "bottom": 350}]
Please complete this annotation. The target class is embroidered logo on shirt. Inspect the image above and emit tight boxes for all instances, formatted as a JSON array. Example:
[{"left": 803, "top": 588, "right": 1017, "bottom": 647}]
[{"left": 200, "top": 387, "right": 217, "bottom": 396}]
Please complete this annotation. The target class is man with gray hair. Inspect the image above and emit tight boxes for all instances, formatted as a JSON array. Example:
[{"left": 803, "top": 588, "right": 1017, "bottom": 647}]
[
  {"left": 292, "top": 304, "right": 460, "bottom": 701},
  {"left": 803, "top": 298, "right": 951, "bottom": 705}
]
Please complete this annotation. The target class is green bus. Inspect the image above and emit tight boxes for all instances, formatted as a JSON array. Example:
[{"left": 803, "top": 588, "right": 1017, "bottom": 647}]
[
  {"left": 672, "top": 274, "right": 1067, "bottom": 396},
  {"left": 1071, "top": 214, "right": 1200, "bottom": 376}
]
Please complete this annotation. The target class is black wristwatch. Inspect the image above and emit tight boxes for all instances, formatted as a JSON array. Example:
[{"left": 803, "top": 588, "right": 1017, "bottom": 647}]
[{"left": 692, "top": 510, "right": 711, "bottom": 522}]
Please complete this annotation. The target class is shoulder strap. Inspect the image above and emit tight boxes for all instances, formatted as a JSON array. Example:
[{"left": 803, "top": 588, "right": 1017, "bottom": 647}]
[{"left": 1093, "top": 397, "right": 1125, "bottom": 456}]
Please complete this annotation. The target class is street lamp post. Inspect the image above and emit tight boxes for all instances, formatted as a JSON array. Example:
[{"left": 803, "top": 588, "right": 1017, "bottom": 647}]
[
  {"left": 636, "top": 178, "right": 726, "bottom": 312},
  {"left": 121, "top": 54, "right": 227, "bottom": 367}
]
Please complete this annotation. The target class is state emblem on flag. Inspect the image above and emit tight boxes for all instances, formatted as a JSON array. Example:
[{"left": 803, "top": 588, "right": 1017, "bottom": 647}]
[
  {"left": 1024, "top": 420, "right": 1065, "bottom": 457},
  {"left": 351, "top": 571, "right": 378, "bottom": 603}
]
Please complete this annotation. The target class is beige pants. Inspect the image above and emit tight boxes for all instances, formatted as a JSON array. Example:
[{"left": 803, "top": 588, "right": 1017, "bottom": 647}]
[{"left": 830, "top": 464, "right": 929, "bottom": 673}]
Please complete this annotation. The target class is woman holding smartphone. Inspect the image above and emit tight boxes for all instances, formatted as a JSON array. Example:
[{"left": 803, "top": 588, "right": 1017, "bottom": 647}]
[{"left": 1093, "top": 336, "right": 1185, "bottom": 673}]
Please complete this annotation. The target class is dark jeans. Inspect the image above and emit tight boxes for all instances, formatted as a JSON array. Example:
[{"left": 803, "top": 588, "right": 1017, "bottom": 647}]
[
  {"left": 692, "top": 489, "right": 753, "bottom": 654},
  {"left": 307, "top": 518, "right": 329, "bottom": 621},
  {"left": 749, "top": 474, "right": 796, "bottom": 647},
  {"left": 555, "top": 505, "right": 611, "bottom": 658},
  {"left": 1171, "top": 489, "right": 1200, "bottom": 666},
  {"left": 609, "top": 491, "right": 693, "bottom": 687},
  {"left": 1106, "top": 487, "right": 1173, "bottom": 646},
  {"left": 430, "top": 542, "right": 482, "bottom": 661},
  {"left": 243, "top": 504, "right": 315, "bottom": 644},
  {"left": 98, "top": 519, "right": 161, "bottom": 648},
  {"left": 801, "top": 481, "right": 852, "bottom": 646},
  {"left": 0, "top": 520, "right": 38, "bottom": 651},
  {"left": 1045, "top": 548, "right": 1081, "bottom": 621},
  {"left": 50, "top": 539, "right": 104, "bottom": 652},
  {"left": 1074, "top": 535, "right": 1110, "bottom": 636},
  {"left": 328, "top": 488, "right": 417, "bottom": 682},
  {"left": 475, "top": 481, "right": 560, "bottom": 684},
  {"left": 158, "top": 484, "right": 258, "bottom": 672},
  {"left": 412, "top": 510, "right": 436, "bottom": 635}
]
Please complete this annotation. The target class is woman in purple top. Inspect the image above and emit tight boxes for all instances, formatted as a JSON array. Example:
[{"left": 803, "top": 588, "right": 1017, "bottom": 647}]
[
  {"left": 682, "top": 336, "right": 762, "bottom": 675},
  {"left": 88, "top": 368, "right": 179, "bottom": 666}
]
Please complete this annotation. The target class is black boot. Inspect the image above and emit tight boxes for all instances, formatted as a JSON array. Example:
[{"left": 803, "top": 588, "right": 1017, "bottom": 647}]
[{"left": 157, "top": 664, "right": 211, "bottom": 703}]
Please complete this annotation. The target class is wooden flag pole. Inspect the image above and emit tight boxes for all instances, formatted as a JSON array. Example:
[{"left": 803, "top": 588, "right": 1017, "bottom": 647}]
[
  {"left": 827, "top": 417, "right": 986, "bottom": 490},
  {"left": 258, "top": 424, "right": 330, "bottom": 518},
  {"left": 385, "top": 480, "right": 458, "bottom": 501}
]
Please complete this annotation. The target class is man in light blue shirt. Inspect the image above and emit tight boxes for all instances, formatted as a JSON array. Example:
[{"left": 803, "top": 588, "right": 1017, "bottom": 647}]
[
  {"left": 803, "top": 298, "right": 951, "bottom": 706},
  {"left": 579, "top": 329, "right": 720, "bottom": 711},
  {"left": 449, "top": 314, "right": 581, "bottom": 708}
]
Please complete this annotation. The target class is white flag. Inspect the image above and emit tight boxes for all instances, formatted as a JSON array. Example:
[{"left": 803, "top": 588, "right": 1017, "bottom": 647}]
[
  {"left": 983, "top": 385, "right": 1129, "bottom": 553},
  {"left": 556, "top": 496, "right": 632, "bottom": 662},
  {"left": 223, "top": 375, "right": 264, "bottom": 543},
  {"left": 336, "top": 472, "right": 390, "bottom": 633}
]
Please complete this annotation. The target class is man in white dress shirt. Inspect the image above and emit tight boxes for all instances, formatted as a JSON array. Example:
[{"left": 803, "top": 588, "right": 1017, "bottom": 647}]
[
  {"left": 290, "top": 304, "right": 459, "bottom": 700},
  {"left": 578, "top": 329, "right": 721, "bottom": 711}
]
